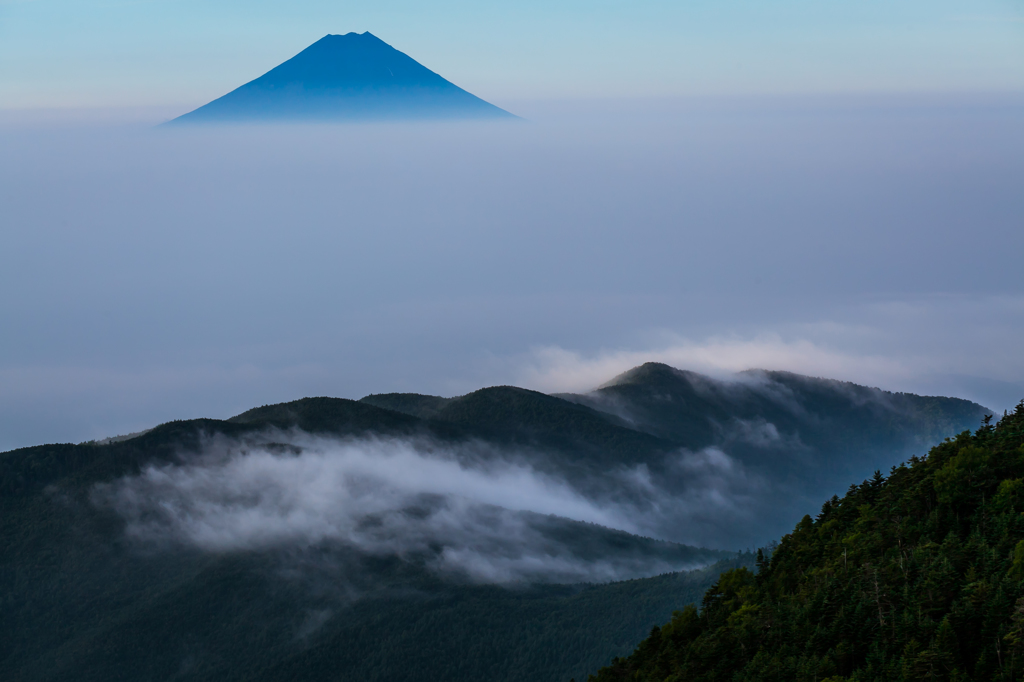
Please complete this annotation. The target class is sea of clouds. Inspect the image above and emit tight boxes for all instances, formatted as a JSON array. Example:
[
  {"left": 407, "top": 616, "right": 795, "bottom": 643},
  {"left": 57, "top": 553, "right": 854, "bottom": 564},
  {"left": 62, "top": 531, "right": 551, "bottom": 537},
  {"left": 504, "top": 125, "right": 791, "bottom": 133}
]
[{"left": 2, "top": 94, "right": 1022, "bottom": 453}]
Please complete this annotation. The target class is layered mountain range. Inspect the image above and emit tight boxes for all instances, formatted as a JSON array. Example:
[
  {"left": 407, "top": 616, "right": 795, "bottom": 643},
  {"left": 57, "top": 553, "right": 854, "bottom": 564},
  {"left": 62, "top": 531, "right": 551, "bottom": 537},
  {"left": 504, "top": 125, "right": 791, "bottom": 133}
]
[{"left": 0, "top": 363, "right": 989, "bottom": 681}]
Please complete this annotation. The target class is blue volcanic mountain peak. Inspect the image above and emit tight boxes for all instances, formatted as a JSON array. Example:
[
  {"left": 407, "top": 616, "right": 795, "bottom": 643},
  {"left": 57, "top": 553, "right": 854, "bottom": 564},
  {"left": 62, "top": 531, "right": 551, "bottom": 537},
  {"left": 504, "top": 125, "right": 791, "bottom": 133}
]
[{"left": 169, "top": 32, "right": 515, "bottom": 123}]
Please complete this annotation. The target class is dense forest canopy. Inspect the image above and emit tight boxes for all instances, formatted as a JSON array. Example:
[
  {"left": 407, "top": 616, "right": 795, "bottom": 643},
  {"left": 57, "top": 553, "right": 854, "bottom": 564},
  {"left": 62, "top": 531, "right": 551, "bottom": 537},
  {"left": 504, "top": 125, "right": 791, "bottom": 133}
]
[{"left": 589, "top": 401, "right": 1024, "bottom": 682}]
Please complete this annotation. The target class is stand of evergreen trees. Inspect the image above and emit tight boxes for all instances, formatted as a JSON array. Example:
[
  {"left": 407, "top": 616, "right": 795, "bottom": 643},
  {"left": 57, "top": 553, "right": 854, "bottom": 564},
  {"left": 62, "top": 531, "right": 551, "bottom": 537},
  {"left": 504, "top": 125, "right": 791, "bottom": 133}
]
[{"left": 588, "top": 402, "right": 1024, "bottom": 682}]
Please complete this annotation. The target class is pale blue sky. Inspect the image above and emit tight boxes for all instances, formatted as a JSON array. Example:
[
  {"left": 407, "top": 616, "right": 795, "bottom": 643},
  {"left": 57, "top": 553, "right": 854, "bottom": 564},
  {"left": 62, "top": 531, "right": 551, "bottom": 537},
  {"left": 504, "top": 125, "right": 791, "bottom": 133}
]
[{"left": 1, "top": 0, "right": 1023, "bottom": 109}]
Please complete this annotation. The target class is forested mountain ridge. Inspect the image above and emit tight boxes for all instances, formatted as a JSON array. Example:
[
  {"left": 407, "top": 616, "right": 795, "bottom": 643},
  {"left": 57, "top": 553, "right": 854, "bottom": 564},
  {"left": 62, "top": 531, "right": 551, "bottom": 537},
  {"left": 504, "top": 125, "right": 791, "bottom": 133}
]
[
  {"left": 2, "top": 366, "right": 990, "bottom": 549},
  {"left": 364, "top": 366, "right": 989, "bottom": 547},
  {"left": 0, "top": 398, "right": 433, "bottom": 498},
  {"left": 559, "top": 363, "right": 991, "bottom": 546},
  {"left": 363, "top": 385, "right": 675, "bottom": 468},
  {"left": 565, "top": 362, "right": 987, "bottom": 465},
  {"left": 0, "top": 496, "right": 743, "bottom": 682},
  {"left": 587, "top": 402, "right": 1024, "bottom": 682},
  {"left": 0, "top": 385, "right": 737, "bottom": 682},
  {"left": 0, "top": 365, "right": 997, "bottom": 681}
]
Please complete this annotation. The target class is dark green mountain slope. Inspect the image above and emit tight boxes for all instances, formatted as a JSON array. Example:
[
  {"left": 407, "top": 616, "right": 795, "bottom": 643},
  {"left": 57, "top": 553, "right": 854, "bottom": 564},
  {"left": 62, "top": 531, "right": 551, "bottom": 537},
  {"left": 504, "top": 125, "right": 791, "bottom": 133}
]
[
  {"left": 565, "top": 362, "right": 988, "bottom": 469},
  {"left": 557, "top": 363, "right": 991, "bottom": 546},
  {"left": 360, "top": 393, "right": 453, "bottom": 419},
  {"left": 246, "top": 555, "right": 755, "bottom": 682},
  {"left": 433, "top": 386, "right": 673, "bottom": 466},
  {"left": 1, "top": 388, "right": 671, "bottom": 504},
  {"left": 0, "top": 366, "right": 997, "bottom": 682},
  {"left": 227, "top": 396, "right": 424, "bottom": 433},
  {"left": 359, "top": 387, "right": 677, "bottom": 483},
  {"left": 1, "top": 387, "right": 737, "bottom": 681},
  {"left": 358, "top": 367, "right": 989, "bottom": 548},
  {"left": 0, "top": 397, "right": 432, "bottom": 499},
  {"left": 587, "top": 402, "right": 1024, "bottom": 682},
  {"left": 0, "top": 472, "right": 740, "bottom": 682}
]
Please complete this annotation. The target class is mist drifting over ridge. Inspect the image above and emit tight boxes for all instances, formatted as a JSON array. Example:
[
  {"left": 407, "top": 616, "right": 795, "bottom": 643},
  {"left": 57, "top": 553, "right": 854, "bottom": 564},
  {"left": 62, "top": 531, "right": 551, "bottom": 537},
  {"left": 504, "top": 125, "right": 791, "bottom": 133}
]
[
  {"left": 90, "top": 431, "right": 732, "bottom": 584},
  {"left": 5, "top": 360, "right": 988, "bottom": 679},
  {"left": 1, "top": 94, "right": 1022, "bottom": 452},
  {"left": 60, "top": 361, "right": 987, "bottom": 557}
]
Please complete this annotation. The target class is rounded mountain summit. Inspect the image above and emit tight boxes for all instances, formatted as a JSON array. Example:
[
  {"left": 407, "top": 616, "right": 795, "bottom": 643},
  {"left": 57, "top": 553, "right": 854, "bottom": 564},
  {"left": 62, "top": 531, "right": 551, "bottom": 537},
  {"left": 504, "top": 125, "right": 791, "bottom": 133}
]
[{"left": 168, "top": 32, "right": 516, "bottom": 124}]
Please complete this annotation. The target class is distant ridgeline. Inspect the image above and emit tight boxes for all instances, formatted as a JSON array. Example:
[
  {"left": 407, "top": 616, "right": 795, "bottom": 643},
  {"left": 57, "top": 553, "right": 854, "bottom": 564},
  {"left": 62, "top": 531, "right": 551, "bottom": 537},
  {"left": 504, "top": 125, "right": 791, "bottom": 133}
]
[
  {"left": 167, "top": 32, "right": 515, "bottom": 123},
  {"left": 0, "top": 363, "right": 996, "bottom": 681},
  {"left": 587, "top": 403, "right": 1024, "bottom": 682}
]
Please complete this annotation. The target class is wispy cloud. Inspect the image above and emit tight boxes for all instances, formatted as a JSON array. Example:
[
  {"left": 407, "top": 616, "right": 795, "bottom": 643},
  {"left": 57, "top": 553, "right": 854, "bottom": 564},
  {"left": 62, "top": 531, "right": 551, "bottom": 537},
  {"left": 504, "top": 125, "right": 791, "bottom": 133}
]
[
  {"left": 500, "top": 293, "right": 1024, "bottom": 413},
  {"left": 512, "top": 335, "right": 908, "bottom": 395},
  {"left": 91, "top": 432, "right": 729, "bottom": 583}
]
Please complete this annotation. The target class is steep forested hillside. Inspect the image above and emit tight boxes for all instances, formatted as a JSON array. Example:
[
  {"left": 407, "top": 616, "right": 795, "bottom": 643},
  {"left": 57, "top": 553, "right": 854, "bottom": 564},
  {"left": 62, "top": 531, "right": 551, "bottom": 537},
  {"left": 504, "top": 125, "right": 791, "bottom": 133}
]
[
  {"left": 588, "top": 402, "right": 1024, "bottom": 682},
  {"left": 244, "top": 555, "right": 755, "bottom": 682}
]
